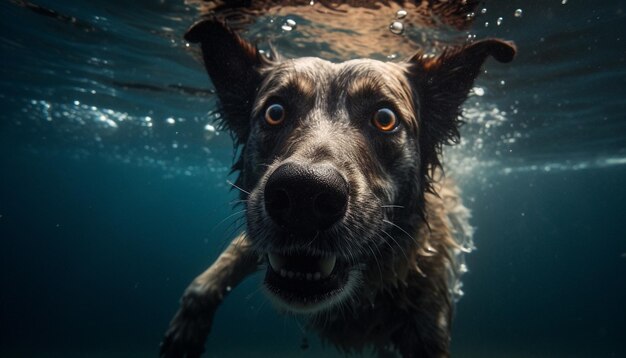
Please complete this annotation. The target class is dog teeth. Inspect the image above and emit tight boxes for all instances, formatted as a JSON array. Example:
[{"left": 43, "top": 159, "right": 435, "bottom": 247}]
[
  {"left": 278, "top": 270, "right": 324, "bottom": 280},
  {"left": 268, "top": 253, "right": 336, "bottom": 280},
  {"left": 290, "top": 271, "right": 321, "bottom": 280},
  {"left": 268, "top": 253, "right": 286, "bottom": 272},
  {"left": 319, "top": 255, "right": 336, "bottom": 278}
]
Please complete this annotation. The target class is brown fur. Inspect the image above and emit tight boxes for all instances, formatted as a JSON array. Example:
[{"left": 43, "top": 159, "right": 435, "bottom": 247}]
[{"left": 161, "top": 3, "right": 514, "bottom": 357}]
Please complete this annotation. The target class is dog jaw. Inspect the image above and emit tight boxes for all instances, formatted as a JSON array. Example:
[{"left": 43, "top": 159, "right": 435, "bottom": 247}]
[{"left": 262, "top": 254, "right": 363, "bottom": 314}]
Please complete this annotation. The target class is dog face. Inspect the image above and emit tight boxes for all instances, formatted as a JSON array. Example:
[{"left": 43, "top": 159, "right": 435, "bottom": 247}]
[
  {"left": 186, "top": 20, "right": 515, "bottom": 313},
  {"left": 245, "top": 58, "right": 422, "bottom": 312}
]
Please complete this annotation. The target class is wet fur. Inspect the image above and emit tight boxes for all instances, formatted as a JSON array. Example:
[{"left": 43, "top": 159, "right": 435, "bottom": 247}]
[{"left": 161, "top": 17, "right": 514, "bottom": 358}]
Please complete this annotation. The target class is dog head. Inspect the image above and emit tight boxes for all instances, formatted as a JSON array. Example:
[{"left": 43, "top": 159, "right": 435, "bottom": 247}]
[{"left": 186, "top": 20, "right": 515, "bottom": 313}]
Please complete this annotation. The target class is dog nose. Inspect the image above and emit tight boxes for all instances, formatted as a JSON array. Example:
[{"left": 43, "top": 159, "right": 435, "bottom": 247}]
[{"left": 264, "top": 162, "right": 349, "bottom": 233}]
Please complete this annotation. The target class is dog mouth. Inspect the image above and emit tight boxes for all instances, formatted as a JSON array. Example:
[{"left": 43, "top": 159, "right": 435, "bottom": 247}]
[{"left": 264, "top": 252, "right": 351, "bottom": 312}]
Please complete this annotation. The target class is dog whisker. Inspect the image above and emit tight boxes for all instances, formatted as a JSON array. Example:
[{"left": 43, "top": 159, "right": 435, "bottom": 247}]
[
  {"left": 303, "top": 231, "right": 321, "bottom": 249},
  {"left": 246, "top": 283, "right": 266, "bottom": 302},
  {"left": 227, "top": 218, "right": 247, "bottom": 236},
  {"left": 212, "top": 209, "right": 247, "bottom": 232},
  {"left": 383, "top": 219, "right": 419, "bottom": 246},
  {"left": 226, "top": 179, "right": 251, "bottom": 196},
  {"left": 211, "top": 209, "right": 247, "bottom": 253},
  {"left": 380, "top": 228, "right": 410, "bottom": 264},
  {"left": 364, "top": 240, "right": 384, "bottom": 284},
  {"left": 293, "top": 317, "right": 308, "bottom": 335}
]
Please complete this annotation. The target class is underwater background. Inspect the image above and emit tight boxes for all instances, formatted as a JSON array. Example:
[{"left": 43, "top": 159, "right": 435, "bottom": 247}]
[{"left": 1, "top": 0, "right": 625, "bottom": 357}]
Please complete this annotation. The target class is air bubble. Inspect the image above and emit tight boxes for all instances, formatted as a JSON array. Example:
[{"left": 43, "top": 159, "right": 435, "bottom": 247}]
[
  {"left": 473, "top": 87, "right": 485, "bottom": 96},
  {"left": 204, "top": 123, "right": 216, "bottom": 140},
  {"left": 396, "top": 9, "right": 407, "bottom": 19},
  {"left": 389, "top": 21, "right": 404, "bottom": 35},
  {"left": 97, "top": 114, "right": 118, "bottom": 130},
  {"left": 481, "top": 8, "right": 487, "bottom": 14},
  {"left": 484, "top": 21, "right": 489, "bottom": 27},
  {"left": 282, "top": 18, "right": 296, "bottom": 31},
  {"left": 497, "top": 17, "right": 503, "bottom": 26},
  {"left": 166, "top": 117, "right": 176, "bottom": 125},
  {"left": 514, "top": 9, "right": 523, "bottom": 18}
]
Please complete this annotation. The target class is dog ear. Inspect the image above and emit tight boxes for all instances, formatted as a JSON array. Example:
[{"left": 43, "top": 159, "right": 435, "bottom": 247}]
[
  {"left": 409, "top": 39, "right": 516, "bottom": 170},
  {"left": 185, "top": 19, "right": 265, "bottom": 143}
]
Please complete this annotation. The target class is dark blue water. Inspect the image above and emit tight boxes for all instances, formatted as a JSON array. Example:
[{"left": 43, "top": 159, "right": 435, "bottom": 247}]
[{"left": 1, "top": 0, "right": 625, "bottom": 357}]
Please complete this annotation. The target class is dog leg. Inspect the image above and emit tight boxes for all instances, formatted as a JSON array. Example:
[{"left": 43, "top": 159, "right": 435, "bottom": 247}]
[{"left": 160, "top": 233, "right": 260, "bottom": 358}]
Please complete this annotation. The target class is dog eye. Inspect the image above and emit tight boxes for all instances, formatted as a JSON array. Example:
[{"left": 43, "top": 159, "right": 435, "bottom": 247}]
[
  {"left": 372, "top": 108, "right": 398, "bottom": 132},
  {"left": 264, "top": 104, "right": 285, "bottom": 126}
]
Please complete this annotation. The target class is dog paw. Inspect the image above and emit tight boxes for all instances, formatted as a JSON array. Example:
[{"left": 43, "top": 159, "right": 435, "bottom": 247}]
[{"left": 160, "top": 288, "right": 218, "bottom": 358}]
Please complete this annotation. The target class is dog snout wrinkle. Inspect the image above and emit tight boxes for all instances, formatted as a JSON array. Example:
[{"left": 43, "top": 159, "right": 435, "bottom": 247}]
[{"left": 264, "top": 162, "right": 348, "bottom": 233}]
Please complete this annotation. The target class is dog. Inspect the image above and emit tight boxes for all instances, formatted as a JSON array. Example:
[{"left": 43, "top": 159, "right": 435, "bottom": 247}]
[{"left": 160, "top": 14, "right": 515, "bottom": 358}]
